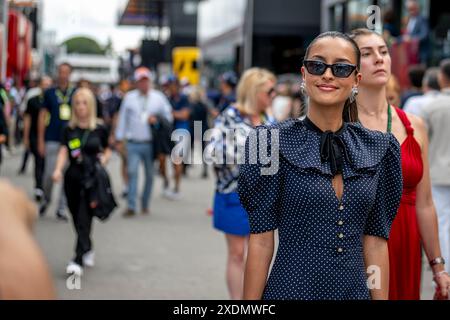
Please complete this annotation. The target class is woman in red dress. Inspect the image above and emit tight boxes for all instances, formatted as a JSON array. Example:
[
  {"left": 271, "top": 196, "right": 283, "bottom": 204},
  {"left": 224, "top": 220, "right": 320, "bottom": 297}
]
[{"left": 350, "top": 28, "right": 450, "bottom": 299}]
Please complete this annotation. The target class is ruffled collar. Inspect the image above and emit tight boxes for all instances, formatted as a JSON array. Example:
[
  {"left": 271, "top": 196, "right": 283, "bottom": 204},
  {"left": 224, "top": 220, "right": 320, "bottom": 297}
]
[
  {"left": 271, "top": 118, "right": 391, "bottom": 179},
  {"left": 303, "top": 117, "right": 348, "bottom": 176}
]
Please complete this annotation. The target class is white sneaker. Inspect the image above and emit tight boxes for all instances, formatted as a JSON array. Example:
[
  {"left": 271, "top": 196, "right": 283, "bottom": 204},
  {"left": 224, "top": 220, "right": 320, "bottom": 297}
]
[
  {"left": 168, "top": 191, "right": 182, "bottom": 201},
  {"left": 66, "top": 261, "right": 83, "bottom": 276},
  {"left": 82, "top": 251, "right": 95, "bottom": 267},
  {"left": 162, "top": 188, "right": 173, "bottom": 199}
]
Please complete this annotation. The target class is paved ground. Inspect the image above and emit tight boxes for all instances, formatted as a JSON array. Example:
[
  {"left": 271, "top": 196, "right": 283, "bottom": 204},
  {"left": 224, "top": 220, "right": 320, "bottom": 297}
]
[{"left": 0, "top": 146, "right": 435, "bottom": 299}]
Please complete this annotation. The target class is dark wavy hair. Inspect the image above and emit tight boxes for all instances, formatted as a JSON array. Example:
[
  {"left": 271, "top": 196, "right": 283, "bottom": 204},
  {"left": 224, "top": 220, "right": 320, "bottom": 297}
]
[{"left": 304, "top": 31, "right": 361, "bottom": 122}]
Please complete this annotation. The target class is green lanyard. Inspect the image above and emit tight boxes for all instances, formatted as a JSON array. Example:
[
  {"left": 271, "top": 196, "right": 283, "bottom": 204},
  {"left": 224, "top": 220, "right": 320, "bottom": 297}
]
[
  {"left": 387, "top": 104, "right": 392, "bottom": 133},
  {"left": 0, "top": 89, "right": 8, "bottom": 105},
  {"left": 80, "top": 129, "right": 90, "bottom": 149}
]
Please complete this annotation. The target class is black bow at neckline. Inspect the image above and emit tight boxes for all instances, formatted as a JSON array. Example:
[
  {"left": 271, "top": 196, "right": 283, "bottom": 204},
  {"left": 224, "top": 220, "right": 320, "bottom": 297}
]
[{"left": 303, "top": 117, "right": 349, "bottom": 176}]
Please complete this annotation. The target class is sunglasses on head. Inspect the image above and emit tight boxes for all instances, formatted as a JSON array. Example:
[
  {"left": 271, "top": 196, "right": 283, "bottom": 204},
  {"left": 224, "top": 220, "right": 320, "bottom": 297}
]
[{"left": 303, "top": 60, "right": 357, "bottom": 78}]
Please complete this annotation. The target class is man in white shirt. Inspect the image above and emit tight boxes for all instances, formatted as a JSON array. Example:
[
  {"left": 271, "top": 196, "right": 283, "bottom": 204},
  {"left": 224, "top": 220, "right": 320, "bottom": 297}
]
[
  {"left": 421, "top": 59, "right": 450, "bottom": 272},
  {"left": 115, "top": 67, "right": 173, "bottom": 217}
]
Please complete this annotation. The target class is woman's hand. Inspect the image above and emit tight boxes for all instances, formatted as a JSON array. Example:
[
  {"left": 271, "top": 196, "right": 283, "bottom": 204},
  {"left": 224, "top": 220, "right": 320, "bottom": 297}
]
[
  {"left": 100, "top": 155, "right": 108, "bottom": 166},
  {"left": 100, "top": 148, "right": 112, "bottom": 167},
  {"left": 434, "top": 271, "right": 450, "bottom": 300},
  {"left": 52, "top": 169, "right": 62, "bottom": 183}
]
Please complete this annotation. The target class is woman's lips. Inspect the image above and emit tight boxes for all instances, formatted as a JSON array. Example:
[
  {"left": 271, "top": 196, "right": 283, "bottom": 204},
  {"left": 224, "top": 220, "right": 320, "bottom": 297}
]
[
  {"left": 317, "top": 84, "right": 338, "bottom": 92},
  {"left": 374, "top": 69, "right": 387, "bottom": 75}
]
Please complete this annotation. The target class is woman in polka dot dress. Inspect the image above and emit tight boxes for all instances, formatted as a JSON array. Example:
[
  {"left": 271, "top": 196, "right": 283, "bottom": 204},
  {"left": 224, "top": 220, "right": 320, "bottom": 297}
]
[
  {"left": 238, "top": 32, "right": 403, "bottom": 300},
  {"left": 351, "top": 28, "right": 450, "bottom": 300}
]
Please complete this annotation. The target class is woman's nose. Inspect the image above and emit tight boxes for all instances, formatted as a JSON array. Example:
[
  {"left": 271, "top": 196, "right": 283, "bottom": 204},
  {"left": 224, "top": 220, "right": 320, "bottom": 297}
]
[{"left": 322, "top": 67, "right": 334, "bottom": 80}]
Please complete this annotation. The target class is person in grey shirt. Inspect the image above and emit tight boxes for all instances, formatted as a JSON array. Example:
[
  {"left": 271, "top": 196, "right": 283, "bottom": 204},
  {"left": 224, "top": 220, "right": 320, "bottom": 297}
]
[
  {"left": 403, "top": 67, "right": 440, "bottom": 117},
  {"left": 115, "top": 67, "right": 173, "bottom": 217},
  {"left": 421, "top": 59, "right": 450, "bottom": 273}
]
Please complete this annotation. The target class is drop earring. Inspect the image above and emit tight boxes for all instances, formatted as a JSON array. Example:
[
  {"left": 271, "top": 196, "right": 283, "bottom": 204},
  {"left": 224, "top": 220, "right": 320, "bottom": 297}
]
[
  {"left": 349, "top": 86, "right": 358, "bottom": 103},
  {"left": 300, "top": 81, "right": 306, "bottom": 95}
]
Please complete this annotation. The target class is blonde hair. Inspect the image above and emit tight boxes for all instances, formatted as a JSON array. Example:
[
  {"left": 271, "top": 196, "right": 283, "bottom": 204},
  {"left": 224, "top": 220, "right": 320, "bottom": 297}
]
[
  {"left": 386, "top": 75, "right": 401, "bottom": 106},
  {"left": 69, "top": 88, "right": 98, "bottom": 130},
  {"left": 386, "top": 75, "right": 401, "bottom": 93},
  {"left": 236, "top": 68, "right": 276, "bottom": 116}
]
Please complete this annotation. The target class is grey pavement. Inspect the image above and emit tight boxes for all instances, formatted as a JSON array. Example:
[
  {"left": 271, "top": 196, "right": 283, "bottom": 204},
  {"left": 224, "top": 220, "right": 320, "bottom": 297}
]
[{"left": 0, "top": 146, "right": 435, "bottom": 299}]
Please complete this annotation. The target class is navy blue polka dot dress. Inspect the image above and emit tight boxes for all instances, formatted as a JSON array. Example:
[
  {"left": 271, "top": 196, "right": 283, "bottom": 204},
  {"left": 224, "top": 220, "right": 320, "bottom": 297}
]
[{"left": 238, "top": 118, "right": 403, "bottom": 300}]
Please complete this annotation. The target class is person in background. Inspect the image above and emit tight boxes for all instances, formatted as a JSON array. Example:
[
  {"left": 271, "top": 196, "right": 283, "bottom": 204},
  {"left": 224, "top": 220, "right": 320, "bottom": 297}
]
[
  {"left": 180, "top": 77, "right": 192, "bottom": 96},
  {"left": 188, "top": 85, "right": 210, "bottom": 179},
  {"left": 216, "top": 71, "right": 238, "bottom": 114},
  {"left": 0, "top": 86, "right": 8, "bottom": 172},
  {"left": 210, "top": 67, "right": 276, "bottom": 300},
  {"left": 52, "top": 88, "right": 111, "bottom": 276},
  {"left": 403, "top": 68, "right": 441, "bottom": 117},
  {"left": 351, "top": 28, "right": 450, "bottom": 300},
  {"left": 23, "top": 76, "right": 53, "bottom": 201},
  {"left": 401, "top": 64, "right": 425, "bottom": 108},
  {"left": 0, "top": 108, "right": 6, "bottom": 144},
  {"left": 0, "top": 180, "right": 55, "bottom": 299},
  {"left": 271, "top": 95, "right": 293, "bottom": 122},
  {"left": 17, "top": 78, "right": 41, "bottom": 175},
  {"left": 420, "top": 59, "right": 450, "bottom": 276},
  {"left": 111, "top": 79, "right": 130, "bottom": 198},
  {"left": 103, "top": 83, "right": 123, "bottom": 136},
  {"left": 383, "top": 9, "right": 400, "bottom": 46},
  {"left": 6, "top": 78, "right": 23, "bottom": 148},
  {"left": 386, "top": 75, "right": 402, "bottom": 107},
  {"left": 20, "top": 78, "right": 40, "bottom": 114},
  {"left": 115, "top": 67, "right": 173, "bottom": 217},
  {"left": 403, "top": 0, "right": 430, "bottom": 65},
  {"left": 0, "top": 102, "right": 6, "bottom": 149},
  {"left": 166, "top": 76, "right": 191, "bottom": 200},
  {"left": 38, "top": 62, "right": 75, "bottom": 220},
  {"left": 78, "top": 79, "right": 104, "bottom": 120}
]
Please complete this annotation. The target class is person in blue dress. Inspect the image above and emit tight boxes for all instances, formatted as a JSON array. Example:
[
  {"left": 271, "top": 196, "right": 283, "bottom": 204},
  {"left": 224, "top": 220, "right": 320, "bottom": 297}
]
[
  {"left": 209, "top": 68, "right": 277, "bottom": 299},
  {"left": 238, "top": 31, "right": 403, "bottom": 300}
]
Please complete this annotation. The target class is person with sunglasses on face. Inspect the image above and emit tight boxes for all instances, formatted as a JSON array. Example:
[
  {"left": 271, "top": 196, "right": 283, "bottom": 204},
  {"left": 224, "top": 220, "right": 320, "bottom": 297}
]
[
  {"left": 209, "top": 68, "right": 276, "bottom": 300},
  {"left": 239, "top": 31, "right": 403, "bottom": 300},
  {"left": 350, "top": 28, "right": 450, "bottom": 300}
]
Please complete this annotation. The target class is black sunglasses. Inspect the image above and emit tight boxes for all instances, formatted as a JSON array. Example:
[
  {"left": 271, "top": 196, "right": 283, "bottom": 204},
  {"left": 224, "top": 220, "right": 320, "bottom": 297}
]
[{"left": 303, "top": 60, "right": 357, "bottom": 78}]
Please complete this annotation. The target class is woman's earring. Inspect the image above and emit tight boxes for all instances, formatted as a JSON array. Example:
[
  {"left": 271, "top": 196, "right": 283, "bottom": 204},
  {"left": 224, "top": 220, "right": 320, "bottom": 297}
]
[
  {"left": 300, "top": 81, "right": 306, "bottom": 95},
  {"left": 349, "top": 86, "right": 358, "bottom": 103}
]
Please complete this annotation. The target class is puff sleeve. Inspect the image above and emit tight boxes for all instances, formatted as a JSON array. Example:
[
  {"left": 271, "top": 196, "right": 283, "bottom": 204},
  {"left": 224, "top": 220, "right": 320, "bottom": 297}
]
[
  {"left": 363, "top": 133, "right": 403, "bottom": 239},
  {"left": 238, "top": 127, "right": 283, "bottom": 233}
]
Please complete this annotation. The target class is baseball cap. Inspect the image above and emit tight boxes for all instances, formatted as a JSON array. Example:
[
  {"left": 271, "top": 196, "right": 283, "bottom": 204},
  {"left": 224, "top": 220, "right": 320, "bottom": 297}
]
[
  {"left": 134, "top": 67, "right": 152, "bottom": 81},
  {"left": 221, "top": 71, "right": 238, "bottom": 87},
  {"left": 167, "top": 74, "right": 179, "bottom": 84}
]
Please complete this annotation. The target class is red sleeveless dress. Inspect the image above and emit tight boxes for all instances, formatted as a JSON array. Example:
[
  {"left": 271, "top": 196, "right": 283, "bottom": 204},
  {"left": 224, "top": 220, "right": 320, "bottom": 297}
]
[{"left": 388, "top": 107, "right": 424, "bottom": 300}]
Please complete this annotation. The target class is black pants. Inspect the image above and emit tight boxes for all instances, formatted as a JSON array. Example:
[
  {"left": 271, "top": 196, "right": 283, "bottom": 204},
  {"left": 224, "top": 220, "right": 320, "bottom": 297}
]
[
  {"left": 64, "top": 166, "right": 93, "bottom": 266},
  {"left": 30, "top": 140, "right": 44, "bottom": 190},
  {"left": 19, "top": 149, "right": 30, "bottom": 172}
]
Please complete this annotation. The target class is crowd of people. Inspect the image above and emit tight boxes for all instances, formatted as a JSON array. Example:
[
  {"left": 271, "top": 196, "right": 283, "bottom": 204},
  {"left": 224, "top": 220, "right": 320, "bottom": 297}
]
[{"left": 1, "top": 24, "right": 450, "bottom": 300}]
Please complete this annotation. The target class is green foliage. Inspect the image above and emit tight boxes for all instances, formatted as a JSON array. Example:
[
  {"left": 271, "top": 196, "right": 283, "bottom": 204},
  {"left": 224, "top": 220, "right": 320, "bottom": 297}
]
[{"left": 62, "top": 36, "right": 107, "bottom": 54}]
